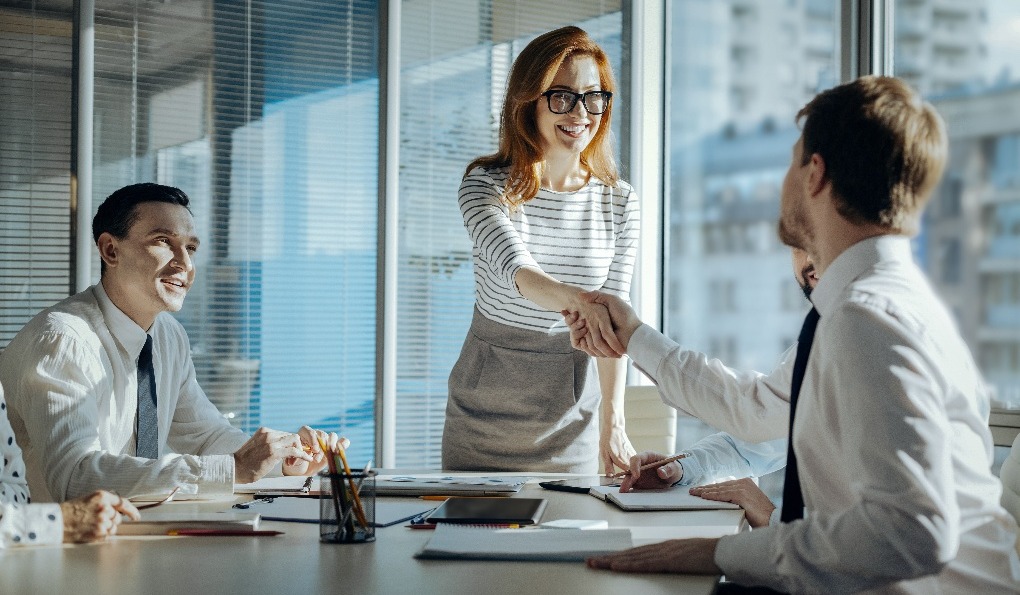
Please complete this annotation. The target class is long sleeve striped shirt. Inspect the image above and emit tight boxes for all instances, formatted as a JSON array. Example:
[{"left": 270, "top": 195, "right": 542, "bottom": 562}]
[{"left": 459, "top": 166, "right": 639, "bottom": 332}]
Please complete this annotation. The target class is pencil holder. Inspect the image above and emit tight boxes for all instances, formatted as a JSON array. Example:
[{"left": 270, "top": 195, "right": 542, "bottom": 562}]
[{"left": 320, "top": 470, "right": 376, "bottom": 543}]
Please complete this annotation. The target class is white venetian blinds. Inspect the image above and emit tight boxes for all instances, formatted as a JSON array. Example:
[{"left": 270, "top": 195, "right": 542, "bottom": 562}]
[
  {"left": 0, "top": 3, "right": 73, "bottom": 345},
  {"left": 91, "top": 0, "right": 380, "bottom": 464},
  {"left": 393, "top": 0, "right": 627, "bottom": 467}
]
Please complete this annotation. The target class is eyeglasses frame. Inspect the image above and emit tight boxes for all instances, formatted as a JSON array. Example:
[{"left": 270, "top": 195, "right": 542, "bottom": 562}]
[{"left": 540, "top": 90, "right": 613, "bottom": 115}]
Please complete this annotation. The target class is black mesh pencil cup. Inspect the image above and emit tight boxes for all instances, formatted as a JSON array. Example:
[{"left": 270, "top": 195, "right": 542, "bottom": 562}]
[{"left": 320, "top": 469, "right": 376, "bottom": 543}]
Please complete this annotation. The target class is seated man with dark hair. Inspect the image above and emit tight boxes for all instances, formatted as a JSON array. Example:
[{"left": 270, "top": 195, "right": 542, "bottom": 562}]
[{"left": 0, "top": 183, "right": 337, "bottom": 502}]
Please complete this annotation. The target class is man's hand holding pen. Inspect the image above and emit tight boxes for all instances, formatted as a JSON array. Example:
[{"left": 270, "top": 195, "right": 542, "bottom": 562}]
[{"left": 617, "top": 451, "right": 685, "bottom": 493}]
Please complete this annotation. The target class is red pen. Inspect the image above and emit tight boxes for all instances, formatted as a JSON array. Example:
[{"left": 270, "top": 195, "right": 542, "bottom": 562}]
[{"left": 167, "top": 529, "right": 283, "bottom": 536}]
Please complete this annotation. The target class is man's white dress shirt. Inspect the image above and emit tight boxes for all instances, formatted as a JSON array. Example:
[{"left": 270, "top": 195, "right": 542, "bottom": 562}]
[
  {"left": 631, "top": 236, "right": 1020, "bottom": 593},
  {"left": 0, "top": 283, "right": 249, "bottom": 502}
]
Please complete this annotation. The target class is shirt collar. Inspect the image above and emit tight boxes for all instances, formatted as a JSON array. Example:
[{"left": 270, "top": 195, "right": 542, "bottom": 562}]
[
  {"left": 94, "top": 281, "right": 149, "bottom": 359},
  {"left": 809, "top": 235, "right": 915, "bottom": 319}
]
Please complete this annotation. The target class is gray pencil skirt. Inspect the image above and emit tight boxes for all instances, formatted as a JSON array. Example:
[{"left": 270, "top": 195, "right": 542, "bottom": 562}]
[{"left": 442, "top": 308, "right": 600, "bottom": 474}]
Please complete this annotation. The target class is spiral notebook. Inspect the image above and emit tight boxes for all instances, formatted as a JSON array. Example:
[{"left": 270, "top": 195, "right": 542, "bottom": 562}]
[{"left": 594, "top": 486, "right": 740, "bottom": 511}]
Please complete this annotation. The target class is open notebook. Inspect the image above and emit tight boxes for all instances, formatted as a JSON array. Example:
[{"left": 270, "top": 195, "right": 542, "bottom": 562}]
[{"left": 591, "top": 485, "right": 740, "bottom": 511}]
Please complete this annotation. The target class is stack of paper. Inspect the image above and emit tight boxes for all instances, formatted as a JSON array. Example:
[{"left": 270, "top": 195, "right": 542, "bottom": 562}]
[{"left": 415, "top": 524, "right": 633, "bottom": 561}]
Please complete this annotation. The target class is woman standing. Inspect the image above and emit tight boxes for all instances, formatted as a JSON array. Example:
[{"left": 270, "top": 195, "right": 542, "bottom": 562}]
[{"left": 443, "top": 26, "right": 639, "bottom": 474}]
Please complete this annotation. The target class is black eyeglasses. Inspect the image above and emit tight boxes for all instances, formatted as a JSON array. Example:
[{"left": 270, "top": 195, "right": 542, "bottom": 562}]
[{"left": 541, "top": 90, "right": 612, "bottom": 115}]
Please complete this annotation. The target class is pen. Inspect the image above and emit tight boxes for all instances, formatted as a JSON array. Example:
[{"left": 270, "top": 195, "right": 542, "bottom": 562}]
[
  {"left": 167, "top": 529, "right": 284, "bottom": 536},
  {"left": 610, "top": 452, "right": 688, "bottom": 479},
  {"left": 232, "top": 497, "right": 276, "bottom": 509}
]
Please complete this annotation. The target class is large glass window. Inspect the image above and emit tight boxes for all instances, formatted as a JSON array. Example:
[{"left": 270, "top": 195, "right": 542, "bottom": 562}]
[
  {"left": 90, "top": 0, "right": 381, "bottom": 463},
  {"left": 0, "top": 0, "right": 380, "bottom": 464},
  {"left": 664, "top": 0, "right": 839, "bottom": 499},
  {"left": 0, "top": 0, "right": 626, "bottom": 468},
  {"left": 895, "top": 0, "right": 1020, "bottom": 411}
]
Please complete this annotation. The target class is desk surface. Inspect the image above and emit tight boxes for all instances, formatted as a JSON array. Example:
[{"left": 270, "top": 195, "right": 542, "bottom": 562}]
[{"left": 1, "top": 478, "right": 745, "bottom": 595}]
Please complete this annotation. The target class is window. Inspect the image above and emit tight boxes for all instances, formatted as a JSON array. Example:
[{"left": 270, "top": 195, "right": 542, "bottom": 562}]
[
  {"left": 1, "top": 0, "right": 382, "bottom": 464},
  {"left": 664, "top": 0, "right": 837, "bottom": 501},
  {"left": 895, "top": 0, "right": 1020, "bottom": 411},
  {"left": 664, "top": 3, "right": 836, "bottom": 384},
  {"left": 0, "top": 3, "right": 73, "bottom": 344},
  {"left": 0, "top": 0, "right": 626, "bottom": 469}
]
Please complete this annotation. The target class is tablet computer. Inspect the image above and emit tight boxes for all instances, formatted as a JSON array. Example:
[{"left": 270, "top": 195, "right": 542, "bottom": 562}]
[
  {"left": 425, "top": 497, "right": 548, "bottom": 526},
  {"left": 538, "top": 476, "right": 621, "bottom": 494}
]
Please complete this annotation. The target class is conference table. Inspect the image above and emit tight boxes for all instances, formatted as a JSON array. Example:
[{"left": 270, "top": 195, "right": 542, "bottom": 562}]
[{"left": 0, "top": 473, "right": 747, "bottom": 595}]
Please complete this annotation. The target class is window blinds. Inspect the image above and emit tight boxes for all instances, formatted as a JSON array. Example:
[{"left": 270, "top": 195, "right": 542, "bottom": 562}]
[
  {"left": 0, "top": 3, "right": 73, "bottom": 344},
  {"left": 91, "top": 0, "right": 379, "bottom": 464}
]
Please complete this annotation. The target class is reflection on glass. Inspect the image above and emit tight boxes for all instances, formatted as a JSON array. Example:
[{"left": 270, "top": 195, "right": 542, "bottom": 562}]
[
  {"left": 896, "top": 0, "right": 1020, "bottom": 409},
  {"left": 665, "top": 0, "right": 839, "bottom": 501}
]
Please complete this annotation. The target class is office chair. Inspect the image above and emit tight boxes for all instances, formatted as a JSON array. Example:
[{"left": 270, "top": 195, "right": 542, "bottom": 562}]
[{"left": 622, "top": 385, "right": 677, "bottom": 455}]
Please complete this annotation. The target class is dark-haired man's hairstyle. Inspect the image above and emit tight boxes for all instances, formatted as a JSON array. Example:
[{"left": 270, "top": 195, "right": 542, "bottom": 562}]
[
  {"left": 92, "top": 183, "right": 192, "bottom": 274},
  {"left": 92, "top": 183, "right": 191, "bottom": 242},
  {"left": 797, "top": 75, "right": 947, "bottom": 234}
]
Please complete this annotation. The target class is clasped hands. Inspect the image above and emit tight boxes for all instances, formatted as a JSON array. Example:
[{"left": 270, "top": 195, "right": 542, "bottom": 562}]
[
  {"left": 561, "top": 290, "right": 642, "bottom": 359},
  {"left": 233, "top": 426, "right": 349, "bottom": 484}
]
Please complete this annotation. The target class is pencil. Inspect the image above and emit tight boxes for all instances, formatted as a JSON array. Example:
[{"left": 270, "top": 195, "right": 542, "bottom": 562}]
[
  {"left": 317, "top": 436, "right": 346, "bottom": 530},
  {"left": 610, "top": 452, "right": 687, "bottom": 479},
  {"left": 336, "top": 446, "right": 369, "bottom": 529}
]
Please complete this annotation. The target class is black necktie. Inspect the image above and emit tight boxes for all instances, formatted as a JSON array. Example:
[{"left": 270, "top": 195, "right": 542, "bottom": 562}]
[
  {"left": 780, "top": 307, "right": 820, "bottom": 523},
  {"left": 136, "top": 335, "right": 159, "bottom": 459}
]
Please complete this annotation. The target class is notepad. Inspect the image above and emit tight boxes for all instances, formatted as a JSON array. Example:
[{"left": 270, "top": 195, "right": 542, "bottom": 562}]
[
  {"left": 426, "top": 497, "right": 547, "bottom": 525},
  {"left": 415, "top": 524, "right": 633, "bottom": 561},
  {"left": 601, "top": 487, "right": 740, "bottom": 511},
  {"left": 118, "top": 512, "right": 262, "bottom": 535},
  {"left": 374, "top": 475, "right": 528, "bottom": 496}
]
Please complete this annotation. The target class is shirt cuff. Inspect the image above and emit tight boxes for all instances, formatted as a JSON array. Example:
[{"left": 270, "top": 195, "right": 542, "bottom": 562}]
[
  {"left": 197, "top": 455, "right": 236, "bottom": 496},
  {"left": 715, "top": 529, "right": 779, "bottom": 589},
  {"left": 0, "top": 502, "right": 63, "bottom": 548},
  {"left": 627, "top": 324, "right": 679, "bottom": 382},
  {"left": 675, "top": 455, "right": 701, "bottom": 487},
  {"left": 767, "top": 507, "right": 781, "bottom": 527}
]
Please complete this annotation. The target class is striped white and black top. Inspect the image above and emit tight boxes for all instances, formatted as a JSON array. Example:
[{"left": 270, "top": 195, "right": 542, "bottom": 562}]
[{"left": 459, "top": 165, "right": 640, "bottom": 333}]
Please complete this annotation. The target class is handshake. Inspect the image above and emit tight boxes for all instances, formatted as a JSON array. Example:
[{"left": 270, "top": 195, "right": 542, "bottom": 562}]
[{"left": 560, "top": 290, "right": 644, "bottom": 359}]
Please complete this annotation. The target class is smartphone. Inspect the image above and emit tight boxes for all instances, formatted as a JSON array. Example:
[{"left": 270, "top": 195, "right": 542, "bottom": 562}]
[{"left": 538, "top": 476, "right": 621, "bottom": 493}]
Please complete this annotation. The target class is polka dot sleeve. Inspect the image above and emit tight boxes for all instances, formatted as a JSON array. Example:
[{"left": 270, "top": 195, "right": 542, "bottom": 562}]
[
  {"left": 0, "top": 502, "right": 63, "bottom": 548},
  {"left": 0, "top": 387, "right": 62, "bottom": 547},
  {"left": 0, "top": 394, "right": 31, "bottom": 507}
]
